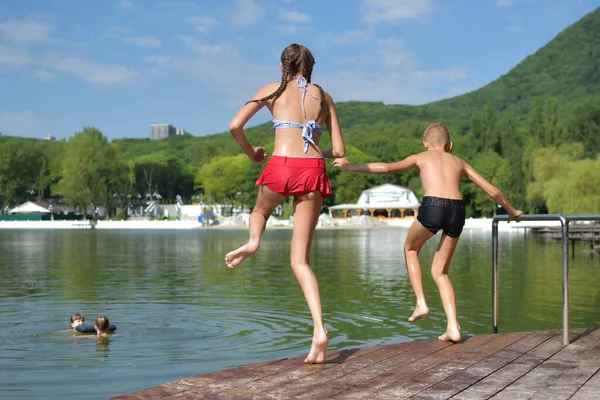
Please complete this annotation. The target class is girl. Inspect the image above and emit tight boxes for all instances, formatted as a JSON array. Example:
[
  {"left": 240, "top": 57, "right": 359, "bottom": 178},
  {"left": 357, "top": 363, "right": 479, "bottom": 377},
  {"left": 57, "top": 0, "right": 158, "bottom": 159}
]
[{"left": 225, "top": 43, "right": 345, "bottom": 364}]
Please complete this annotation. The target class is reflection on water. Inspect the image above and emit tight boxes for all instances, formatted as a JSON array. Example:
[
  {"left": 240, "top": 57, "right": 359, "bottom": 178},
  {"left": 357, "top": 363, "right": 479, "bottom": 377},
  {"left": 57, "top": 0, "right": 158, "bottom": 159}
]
[{"left": 0, "top": 228, "right": 598, "bottom": 399}]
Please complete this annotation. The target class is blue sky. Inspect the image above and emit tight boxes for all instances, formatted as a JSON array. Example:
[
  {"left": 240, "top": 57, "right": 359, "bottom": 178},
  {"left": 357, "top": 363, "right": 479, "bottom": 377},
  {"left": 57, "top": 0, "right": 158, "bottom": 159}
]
[{"left": 0, "top": 0, "right": 598, "bottom": 141}]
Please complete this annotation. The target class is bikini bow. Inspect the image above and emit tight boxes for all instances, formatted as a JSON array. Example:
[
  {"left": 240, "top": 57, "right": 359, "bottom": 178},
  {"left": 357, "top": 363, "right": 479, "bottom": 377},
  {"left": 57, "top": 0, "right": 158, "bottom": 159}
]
[{"left": 302, "top": 120, "right": 317, "bottom": 153}]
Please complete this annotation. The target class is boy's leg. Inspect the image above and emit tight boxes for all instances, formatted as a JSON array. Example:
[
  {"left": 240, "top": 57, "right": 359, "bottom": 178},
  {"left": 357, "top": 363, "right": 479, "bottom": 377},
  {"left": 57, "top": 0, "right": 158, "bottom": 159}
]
[
  {"left": 431, "top": 233, "right": 461, "bottom": 342},
  {"left": 225, "top": 185, "right": 285, "bottom": 268},
  {"left": 404, "top": 220, "right": 435, "bottom": 322},
  {"left": 290, "top": 191, "right": 328, "bottom": 364}
]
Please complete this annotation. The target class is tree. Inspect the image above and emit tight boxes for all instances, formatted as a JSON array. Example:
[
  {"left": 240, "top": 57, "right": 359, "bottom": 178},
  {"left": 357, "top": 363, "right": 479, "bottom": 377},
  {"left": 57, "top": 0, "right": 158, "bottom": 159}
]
[
  {"left": 545, "top": 159, "right": 600, "bottom": 213},
  {"left": 196, "top": 154, "right": 251, "bottom": 203},
  {"left": 567, "top": 96, "right": 600, "bottom": 158},
  {"left": 57, "top": 127, "right": 111, "bottom": 217}
]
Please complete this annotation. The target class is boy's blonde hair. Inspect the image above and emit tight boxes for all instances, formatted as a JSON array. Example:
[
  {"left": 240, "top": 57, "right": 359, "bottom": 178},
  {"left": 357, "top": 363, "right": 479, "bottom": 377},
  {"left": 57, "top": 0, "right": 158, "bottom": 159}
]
[
  {"left": 423, "top": 123, "right": 450, "bottom": 147},
  {"left": 95, "top": 316, "right": 110, "bottom": 334}
]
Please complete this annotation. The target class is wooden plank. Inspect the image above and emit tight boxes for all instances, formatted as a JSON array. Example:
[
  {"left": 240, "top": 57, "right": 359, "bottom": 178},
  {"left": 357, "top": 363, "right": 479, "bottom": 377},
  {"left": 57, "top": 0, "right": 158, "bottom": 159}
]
[
  {"left": 241, "top": 339, "right": 441, "bottom": 400},
  {"left": 367, "top": 331, "right": 532, "bottom": 399},
  {"left": 326, "top": 332, "right": 526, "bottom": 400},
  {"left": 409, "top": 330, "right": 560, "bottom": 400},
  {"left": 529, "top": 328, "right": 600, "bottom": 400},
  {"left": 247, "top": 338, "right": 453, "bottom": 399},
  {"left": 490, "top": 328, "right": 600, "bottom": 399},
  {"left": 111, "top": 358, "right": 293, "bottom": 399},
  {"left": 570, "top": 369, "right": 600, "bottom": 400},
  {"left": 162, "top": 340, "right": 418, "bottom": 399},
  {"left": 290, "top": 334, "right": 499, "bottom": 400},
  {"left": 450, "top": 330, "right": 589, "bottom": 400}
]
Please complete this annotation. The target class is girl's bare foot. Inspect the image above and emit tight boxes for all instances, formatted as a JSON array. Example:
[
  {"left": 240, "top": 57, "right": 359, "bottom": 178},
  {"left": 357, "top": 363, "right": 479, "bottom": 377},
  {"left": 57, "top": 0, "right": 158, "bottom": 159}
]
[
  {"left": 304, "top": 328, "right": 328, "bottom": 364},
  {"left": 408, "top": 301, "right": 429, "bottom": 322},
  {"left": 438, "top": 326, "right": 461, "bottom": 342},
  {"left": 225, "top": 240, "right": 260, "bottom": 268}
]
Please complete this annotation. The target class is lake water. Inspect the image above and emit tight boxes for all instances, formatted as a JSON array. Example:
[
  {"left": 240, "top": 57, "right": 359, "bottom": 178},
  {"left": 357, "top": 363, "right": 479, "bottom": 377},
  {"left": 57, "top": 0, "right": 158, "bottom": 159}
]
[{"left": 0, "top": 227, "right": 598, "bottom": 399}]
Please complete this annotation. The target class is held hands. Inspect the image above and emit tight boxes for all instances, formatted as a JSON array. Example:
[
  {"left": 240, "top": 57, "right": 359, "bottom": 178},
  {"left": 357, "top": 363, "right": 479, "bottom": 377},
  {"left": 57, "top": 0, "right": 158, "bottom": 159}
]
[
  {"left": 332, "top": 157, "right": 350, "bottom": 170},
  {"left": 508, "top": 210, "right": 524, "bottom": 223},
  {"left": 248, "top": 146, "right": 267, "bottom": 164}
]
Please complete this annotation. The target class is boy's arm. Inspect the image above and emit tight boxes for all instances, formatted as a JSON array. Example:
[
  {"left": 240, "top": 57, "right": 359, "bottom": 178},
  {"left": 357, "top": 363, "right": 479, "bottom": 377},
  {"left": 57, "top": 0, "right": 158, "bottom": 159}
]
[
  {"left": 463, "top": 161, "right": 523, "bottom": 222},
  {"left": 333, "top": 156, "right": 418, "bottom": 174}
]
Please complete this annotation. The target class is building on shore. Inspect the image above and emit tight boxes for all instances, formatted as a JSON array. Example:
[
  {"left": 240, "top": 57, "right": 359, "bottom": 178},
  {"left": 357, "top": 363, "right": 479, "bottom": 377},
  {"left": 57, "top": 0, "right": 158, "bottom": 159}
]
[
  {"left": 150, "top": 124, "right": 176, "bottom": 140},
  {"left": 329, "top": 183, "right": 420, "bottom": 220},
  {"left": 150, "top": 124, "right": 190, "bottom": 140}
]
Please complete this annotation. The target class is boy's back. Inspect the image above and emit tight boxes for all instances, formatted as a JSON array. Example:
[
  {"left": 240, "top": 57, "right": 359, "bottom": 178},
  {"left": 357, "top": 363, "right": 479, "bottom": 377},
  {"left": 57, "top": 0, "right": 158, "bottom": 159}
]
[{"left": 414, "top": 150, "right": 464, "bottom": 200}]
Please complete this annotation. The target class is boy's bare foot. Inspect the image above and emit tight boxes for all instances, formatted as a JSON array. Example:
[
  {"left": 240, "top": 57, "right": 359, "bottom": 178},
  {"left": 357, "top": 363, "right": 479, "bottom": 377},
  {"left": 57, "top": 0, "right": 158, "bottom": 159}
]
[
  {"left": 225, "top": 240, "right": 260, "bottom": 268},
  {"left": 438, "top": 326, "right": 461, "bottom": 342},
  {"left": 408, "top": 301, "right": 429, "bottom": 322},
  {"left": 304, "top": 329, "right": 328, "bottom": 364}
]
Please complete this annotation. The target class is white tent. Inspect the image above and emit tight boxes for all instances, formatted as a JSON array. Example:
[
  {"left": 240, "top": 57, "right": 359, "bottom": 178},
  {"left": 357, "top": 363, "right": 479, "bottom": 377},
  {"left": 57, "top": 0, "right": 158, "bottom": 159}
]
[
  {"left": 330, "top": 184, "right": 420, "bottom": 211},
  {"left": 9, "top": 201, "right": 50, "bottom": 214}
]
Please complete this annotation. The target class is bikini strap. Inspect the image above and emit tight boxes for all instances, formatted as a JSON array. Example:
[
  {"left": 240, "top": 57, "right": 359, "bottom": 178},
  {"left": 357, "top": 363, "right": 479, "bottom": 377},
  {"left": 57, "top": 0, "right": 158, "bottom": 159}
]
[{"left": 296, "top": 77, "right": 319, "bottom": 118}]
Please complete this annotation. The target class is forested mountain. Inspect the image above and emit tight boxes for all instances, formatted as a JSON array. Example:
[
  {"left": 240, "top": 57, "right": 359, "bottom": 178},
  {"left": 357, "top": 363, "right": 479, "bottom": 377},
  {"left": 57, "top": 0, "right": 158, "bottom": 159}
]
[{"left": 2, "top": 7, "right": 599, "bottom": 217}]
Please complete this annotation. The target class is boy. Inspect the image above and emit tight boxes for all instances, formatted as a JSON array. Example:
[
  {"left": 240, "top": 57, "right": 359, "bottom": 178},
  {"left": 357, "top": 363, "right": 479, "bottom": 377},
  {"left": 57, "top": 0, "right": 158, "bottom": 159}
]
[
  {"left": 333, "top": 123, "right": 522, "bottom": 342},
  {"left": 70, "top": 313, "right": 85, "bottom": 329}
]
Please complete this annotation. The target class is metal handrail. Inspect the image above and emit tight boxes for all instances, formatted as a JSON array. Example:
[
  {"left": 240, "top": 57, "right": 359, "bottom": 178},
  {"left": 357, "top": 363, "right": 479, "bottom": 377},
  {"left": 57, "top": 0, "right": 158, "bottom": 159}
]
[
  {"left": 492, "top": 213, "right": 600, "bottom": 346},
  {"left": 492, "top": 214, "right": 569, "bottom": 345}
]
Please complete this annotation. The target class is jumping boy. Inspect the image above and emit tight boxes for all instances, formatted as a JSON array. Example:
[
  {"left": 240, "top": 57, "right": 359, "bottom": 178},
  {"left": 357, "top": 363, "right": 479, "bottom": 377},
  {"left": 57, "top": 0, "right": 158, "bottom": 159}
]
[{"left": 333, "top": 123, "right": 522, "bottom": 342}]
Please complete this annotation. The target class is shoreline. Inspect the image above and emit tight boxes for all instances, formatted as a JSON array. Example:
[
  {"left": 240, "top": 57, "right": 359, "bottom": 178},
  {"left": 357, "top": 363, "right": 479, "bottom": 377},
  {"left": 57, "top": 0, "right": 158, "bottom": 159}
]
[{"left": 0, "top": 217, "right": 555, "bottom": 231}]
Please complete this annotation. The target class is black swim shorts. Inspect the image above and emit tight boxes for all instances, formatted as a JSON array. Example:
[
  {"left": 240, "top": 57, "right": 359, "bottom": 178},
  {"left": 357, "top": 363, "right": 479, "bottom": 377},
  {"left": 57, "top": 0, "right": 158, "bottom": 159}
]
[{"left": 416, "top": 196, "right": 466, "bottom": 238}]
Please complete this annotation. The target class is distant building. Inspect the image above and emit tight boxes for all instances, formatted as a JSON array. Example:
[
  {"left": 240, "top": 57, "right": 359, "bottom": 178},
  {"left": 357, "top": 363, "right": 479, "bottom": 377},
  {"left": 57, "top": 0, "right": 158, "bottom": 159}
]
[
  {"left": 150, "top": 124, "right": 176, "bottom": 141},
  {"left": 329, "top": 183, "right": 420, "bottom": 219},
  {"left": 175, "top": 128, "right": 188, "bottom": 136},
  {"left": 43, "top": 135, "right": 56, "bottom": 141}
]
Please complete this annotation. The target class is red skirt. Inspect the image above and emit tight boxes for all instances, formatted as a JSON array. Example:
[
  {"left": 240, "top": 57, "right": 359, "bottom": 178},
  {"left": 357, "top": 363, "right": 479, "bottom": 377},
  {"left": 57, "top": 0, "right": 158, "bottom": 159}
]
[{"left": 256, "top": 155, "right": 331, "bottom": 197}]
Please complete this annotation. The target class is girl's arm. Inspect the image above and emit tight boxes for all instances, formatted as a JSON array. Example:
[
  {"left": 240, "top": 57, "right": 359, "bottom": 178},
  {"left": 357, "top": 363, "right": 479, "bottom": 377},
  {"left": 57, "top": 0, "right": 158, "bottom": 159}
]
[
  {"left": 228, "top": 84, "right": 276, "bottom": 163},
  {"left": 333, "top": 155, "right": 418, "bottom": 174},
  {"left": 322, "top": 92, "right": 345, "bottom": 158}
]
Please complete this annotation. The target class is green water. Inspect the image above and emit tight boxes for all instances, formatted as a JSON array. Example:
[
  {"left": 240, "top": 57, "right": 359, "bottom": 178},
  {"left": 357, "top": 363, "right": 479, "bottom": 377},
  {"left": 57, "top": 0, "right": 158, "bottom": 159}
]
[{"left": 0, "top": 228, "right": 598, "bottom": 399}]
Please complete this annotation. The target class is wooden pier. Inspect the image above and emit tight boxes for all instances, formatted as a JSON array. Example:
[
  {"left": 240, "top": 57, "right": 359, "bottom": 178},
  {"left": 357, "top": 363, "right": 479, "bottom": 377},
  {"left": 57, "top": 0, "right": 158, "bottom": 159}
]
[{"left": 113, "top": 327, "right": 599, "bottom": 399}]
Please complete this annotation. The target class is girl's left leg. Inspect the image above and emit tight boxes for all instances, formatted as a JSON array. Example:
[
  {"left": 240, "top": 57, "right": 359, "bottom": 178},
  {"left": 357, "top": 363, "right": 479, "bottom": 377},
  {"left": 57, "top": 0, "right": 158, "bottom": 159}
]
[
  {"left": 225, "top": 185, "right": 285, "bottom": 268},
  {"left": 290, "top": 191, "right": 327, "bottom": 364}
]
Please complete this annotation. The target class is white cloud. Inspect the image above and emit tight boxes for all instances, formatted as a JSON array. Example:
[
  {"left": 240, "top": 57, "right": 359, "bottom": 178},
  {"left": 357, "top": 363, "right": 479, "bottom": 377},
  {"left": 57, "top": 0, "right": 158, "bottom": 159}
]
[
  {"left": 318, "top": 28, "right": 374, "bottom": 46},
  {"left": 106, "top": 27, "right": 130, "bottom": 37},
  {"left": 378, "top": 37, "right": 417, "bottom": 69},
  {"left": 0, "top": 111, "right": 39, "bottom": 136},
  {"left": 117, "top": 0, "right": 133, "bottom": 10},
  {"left": 278, "top": 10, "right": 311, "bottom": 23},
  {"left": 185, "top": 16, "right": 219, "bottom": 33},
  {"left": 178, "top": 36, "right": 225, "bottom": 55},
  {"left": 43, "top": 55, "right": 138, "bottom": 84},
  {"left": 106, "top": 27, "right": 161, "bottom": 47},
  {"left": 0, "top": 20, "right": 52, "bottom": 43},
  {"left": 0, "top": 45, "right": 32, "bottom": 68},
  {"left": 273, "top": 24, "right": 313, "bottom": 36},
  {"left": 229, "top": 0, "right": 264, "bottom": 27},
  {"left": 33, "top": 69, "right": 55, "bottom": 82},
  {"left": 363, "top": 0, "right": 434, "bottom": 24},
  {"left": 316, "top": 36, "right": 467, "bottom": 105},
  {"left": 125, "top": 36, "right": 161, "bottom": 47},
  {"left": 496, "top": 0, "right": 532, "bottom": 6},
  {"left": 144, "top": 55, "right": 171, "bottom": 66},
  {"left": 168, "top": 45, "right": 277, "bottom": 107}
]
